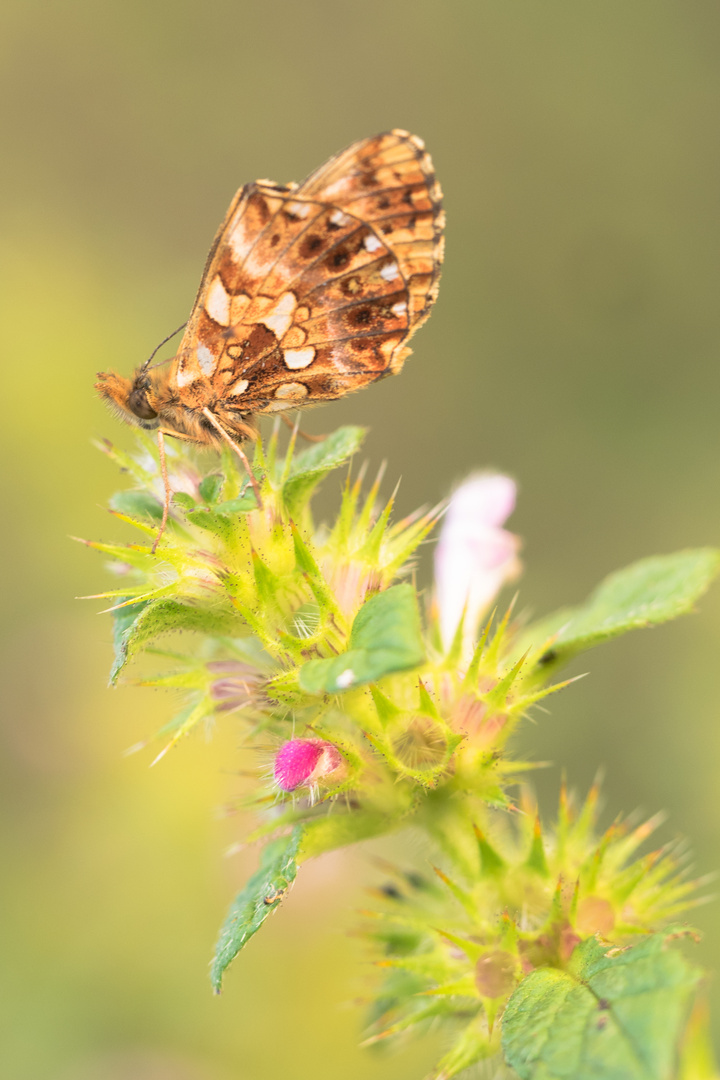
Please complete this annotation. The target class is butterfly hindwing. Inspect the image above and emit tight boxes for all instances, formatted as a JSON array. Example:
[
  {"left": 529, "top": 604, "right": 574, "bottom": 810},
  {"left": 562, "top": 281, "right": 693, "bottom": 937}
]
[
  {"left": 297, "top": 129, "right": 444, "bottom": 330},
  {"left": 171, "top": 129, "right": 444, "bottom": 416}
]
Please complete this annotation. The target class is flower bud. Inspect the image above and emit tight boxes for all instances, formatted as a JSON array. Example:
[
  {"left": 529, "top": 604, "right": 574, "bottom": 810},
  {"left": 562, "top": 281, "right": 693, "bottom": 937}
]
[
  {"left": 273, "top": 738, "right": 343, "bottom": 792},
  {"left": 208, "top": 661, "right": 263, "bottom": 713},
  {"left": 474, "top": 949, "right": 517, "bottom": 999}
]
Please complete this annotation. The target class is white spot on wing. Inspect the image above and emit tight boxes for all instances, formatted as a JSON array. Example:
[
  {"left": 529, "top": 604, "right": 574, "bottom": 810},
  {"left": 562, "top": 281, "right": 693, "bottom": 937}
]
[
  {"left": 284, "top": 346, "right": 316, "bottom": 370},
  {"left": 287, "top": 201, "right": 312, "bottom": 219},
  {"left": 175, "top": 355, "right": 196, "bottom": 388},
  {"left": 260, "top": 290, "right": 297, "bottom": 340},
  {"left": 330, "top": 209, "right": 351, "bottom": 227},
  {"left": 228, "top": 220, "right": 253, "bottom": 261},
  {"left": 380, "top": 262, "right": 400, "bottom": 282},
  {"left": 205, "top": 275, "right": 231, "bottom": 326},
  {"left": 392, "top": 300, "right": 408, "bottom": 317},
  {"left": 364, "top": 233, "right": 383, "bottom": 253},
  {"left": 274, "top": 382, "right": 309, "bottom": 401},
  {"left": 229, "top": 378, "right": 249, "bottom": 396},
  {"left": 197, "top": 344, "right": 217, "bottom": 376}
]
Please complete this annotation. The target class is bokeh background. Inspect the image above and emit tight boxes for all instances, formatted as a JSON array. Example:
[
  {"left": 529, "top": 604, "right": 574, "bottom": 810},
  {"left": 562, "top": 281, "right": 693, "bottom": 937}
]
[{"left": 2, "top": 1, "right": 720, "bottom": 1076}]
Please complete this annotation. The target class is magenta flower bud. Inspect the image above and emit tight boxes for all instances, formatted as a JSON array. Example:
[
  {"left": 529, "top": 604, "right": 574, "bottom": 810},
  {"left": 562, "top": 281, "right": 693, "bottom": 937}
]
[{"left": 273, "top": 738, "right": 343, "bottom": 792}]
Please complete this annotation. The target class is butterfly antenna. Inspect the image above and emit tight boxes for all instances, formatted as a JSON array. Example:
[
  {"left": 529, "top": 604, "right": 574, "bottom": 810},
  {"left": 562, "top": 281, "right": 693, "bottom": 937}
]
[{"left": 141, "top": 322, "right": 187, "bottom": 372}]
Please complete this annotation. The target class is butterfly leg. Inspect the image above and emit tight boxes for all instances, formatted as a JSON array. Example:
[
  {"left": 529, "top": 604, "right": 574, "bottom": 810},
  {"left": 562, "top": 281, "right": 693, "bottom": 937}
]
[
  {"left": 201, "top": 407, "right": 263, "bottom": 510},
  {"left": 153, "top": 426, "right": 212, "bottom": 551},
  {"left": 152, "top": 428, "right": 172, "bottom": 554},
  {"left": 280, "top": 413, "right": 326, "bottom": 443}
]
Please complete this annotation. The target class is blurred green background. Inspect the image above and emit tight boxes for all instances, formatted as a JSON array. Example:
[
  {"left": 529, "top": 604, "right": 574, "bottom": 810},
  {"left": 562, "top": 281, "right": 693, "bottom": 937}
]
[{"left": 2, "top": 1, "right": 720, "bottom": 1076}]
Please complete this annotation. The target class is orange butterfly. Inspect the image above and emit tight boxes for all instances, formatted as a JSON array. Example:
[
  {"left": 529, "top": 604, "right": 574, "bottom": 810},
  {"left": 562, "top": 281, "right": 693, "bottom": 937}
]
[{"left": 97, "top": 129, "right": 444, "bottom": 545}]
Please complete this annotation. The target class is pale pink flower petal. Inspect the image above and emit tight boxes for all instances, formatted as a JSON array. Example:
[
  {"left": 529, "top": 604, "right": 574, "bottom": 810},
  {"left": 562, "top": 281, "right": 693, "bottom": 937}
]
[{"left": 435, "top": 473, "right": 521, "bottom": 655}]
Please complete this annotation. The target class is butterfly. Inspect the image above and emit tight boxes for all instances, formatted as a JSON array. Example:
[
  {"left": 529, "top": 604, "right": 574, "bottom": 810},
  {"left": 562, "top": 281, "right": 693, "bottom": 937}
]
[{"left": 96, "top": 129, "right": 444, "bottom": 545}]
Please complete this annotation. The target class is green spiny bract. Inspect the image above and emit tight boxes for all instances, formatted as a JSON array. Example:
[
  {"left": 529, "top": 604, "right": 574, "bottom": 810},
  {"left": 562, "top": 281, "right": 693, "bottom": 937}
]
[
  {"left": 363, "top": 782, "right": 707, "bottom": 1076},
  {"left": 83, "top": 421, "right": 720, "bottom": 1080},
  {"left": 81, "top": 423, "right": 560, "bottom": 824}
]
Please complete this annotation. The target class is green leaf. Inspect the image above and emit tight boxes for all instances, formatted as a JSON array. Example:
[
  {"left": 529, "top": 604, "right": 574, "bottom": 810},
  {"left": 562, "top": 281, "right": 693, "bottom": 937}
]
[
  {"left": 110, "top": 598, "right": 239, "bottom": 683},
  {"left": 109, "top": 490, "right": 164, "bottom": 521},
  {"left": 199, "top": 473, "right": 224, "bottom": 504},
  {"left": 111, "top": 598, "right": 151, "bottom": 681},
  {"left": 298, "top": 583, "right": 425, "bottom": 694},
  {"left": 524, "top": 549, "right": 720, "bottom": 669},
  {"left": 211, "top": 827, "right": 302, "bottom": 992},
  {"left": 172, "top": 491, "right": 196, "bottom": 511},
  {"left": 216, "top": 491, "right": 258, "bottom": 514},
  {"left": 282, "top": 425, "right": 366, "bottom": 515},
  {"left": 501, "top": 930, "right": 702, "bottom": 1080},
  {"left": 184, "top": 507, "right": 239, "bottom": 541}
]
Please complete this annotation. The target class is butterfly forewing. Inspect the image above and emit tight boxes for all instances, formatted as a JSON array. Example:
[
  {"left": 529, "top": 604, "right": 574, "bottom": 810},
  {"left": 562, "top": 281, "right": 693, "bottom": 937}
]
[{"left": 172, "top": 129, "right": 444, "bottom": 416}]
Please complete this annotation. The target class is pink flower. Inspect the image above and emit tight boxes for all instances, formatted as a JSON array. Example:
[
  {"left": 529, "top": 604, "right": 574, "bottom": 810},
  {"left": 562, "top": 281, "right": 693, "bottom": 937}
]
[
  {"left": 273, "top": 738, "right": 343, "bottom": 793},
  {"left": 434, "top": 474, "right": 520, "bottom": 656}
]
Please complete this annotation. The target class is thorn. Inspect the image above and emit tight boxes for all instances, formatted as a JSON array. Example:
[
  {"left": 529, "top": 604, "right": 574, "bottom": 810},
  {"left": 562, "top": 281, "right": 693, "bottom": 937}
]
[
  {"left": 122, "top": 741, "right": 147, "bottom": 757},
  {"left": 149, "top": 742, "right": 173, "bottom": 767},
  {"left": 473, "top": 824, "right": 505, "bottom": 875}
]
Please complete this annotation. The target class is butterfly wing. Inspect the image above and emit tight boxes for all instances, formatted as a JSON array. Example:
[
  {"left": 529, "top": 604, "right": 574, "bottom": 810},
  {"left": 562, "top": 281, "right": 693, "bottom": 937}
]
[
  {"left": 296, "top": 129, "right": 444, "bottom": 335},
  {"left": 172, "top": 130, "right": 444, "bottom": 416}
]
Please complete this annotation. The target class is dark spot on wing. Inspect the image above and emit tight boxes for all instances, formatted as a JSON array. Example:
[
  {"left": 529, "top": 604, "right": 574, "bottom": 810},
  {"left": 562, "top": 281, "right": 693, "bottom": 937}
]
[
  {"left": 351, "top": 306, "right": 373, "bottom": 326},
  {"left": 240, "top": 323, "right": 278, "bottom": 364},
  {"left": 299, "top": 233, "right": 325, "bottom": 259}
]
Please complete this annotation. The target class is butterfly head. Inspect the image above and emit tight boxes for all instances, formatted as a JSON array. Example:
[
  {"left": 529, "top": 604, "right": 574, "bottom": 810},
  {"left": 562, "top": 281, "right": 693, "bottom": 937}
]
[{"left": 95, "top": 368, "right": 161, "bottom": 430}]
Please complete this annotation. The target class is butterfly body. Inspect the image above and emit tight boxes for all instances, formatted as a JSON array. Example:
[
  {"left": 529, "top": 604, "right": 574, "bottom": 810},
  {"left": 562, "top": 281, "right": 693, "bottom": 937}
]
[{"left": 97, "top": 130, "right": 444, "bottom": 450}]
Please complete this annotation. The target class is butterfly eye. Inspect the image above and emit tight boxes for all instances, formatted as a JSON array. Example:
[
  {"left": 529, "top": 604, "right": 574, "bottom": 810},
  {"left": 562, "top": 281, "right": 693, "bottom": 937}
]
[{"left": 128, "top": 384, "right": 158, "bottom": 421}]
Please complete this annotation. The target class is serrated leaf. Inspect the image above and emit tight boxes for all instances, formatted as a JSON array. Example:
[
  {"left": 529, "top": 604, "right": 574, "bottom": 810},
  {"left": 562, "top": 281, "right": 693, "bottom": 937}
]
[
  {"left": 298, "top": 583, "right": 425, "bottom": 694},
  {"left": 282, "top": 425, "right": 366, "bottom": 515},
  {"left": 110, "top": 598, "right": 239, "bottom": 683},
  {"left": 523, "top": 549, "right": 720, "bottom": 670},
  {"left": 211, "top": 827, "right": 302, "bottom": 992},
  {"left": 501, "top": 930, "right": 702, "bottom": 1080}
]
